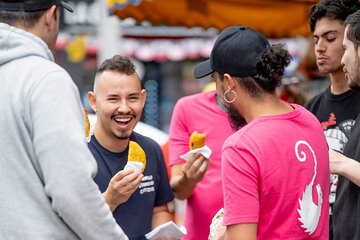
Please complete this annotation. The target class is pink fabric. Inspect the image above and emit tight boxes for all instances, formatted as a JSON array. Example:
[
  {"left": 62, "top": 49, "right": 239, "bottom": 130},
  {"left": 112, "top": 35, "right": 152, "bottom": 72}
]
[
  {"left": 169, "top": 91, "right": 234, "bottom": 240},
  {"left": 222, "top": 104, "right": 329, "bottom": 239}
]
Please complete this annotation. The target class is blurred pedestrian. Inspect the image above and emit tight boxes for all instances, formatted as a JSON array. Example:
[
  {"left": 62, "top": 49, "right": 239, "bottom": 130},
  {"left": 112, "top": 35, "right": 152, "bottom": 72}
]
[
  {"left": 194, "top": 25, "right": 330, "bottom": 239},
  {"left": 87, "top": 55, "right": 174, "bottom": 240},
  {"left": 330, "top": 10, "right": 360, "bottom": 240},
  {"left": 305, "top": 1, "right": 360, "bottom": 237},
  {"left": 169, "top": 88, "right": 233, "bottom": 240},
  {"left": 0, "top": 0, "right": 127, "bottom": 239}
]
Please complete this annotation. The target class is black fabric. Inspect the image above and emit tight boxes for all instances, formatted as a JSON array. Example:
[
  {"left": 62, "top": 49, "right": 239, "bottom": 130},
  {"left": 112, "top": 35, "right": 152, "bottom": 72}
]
[
  {"left": 333, "top": 113, "right": 360, "bottom": 240},
  {"left": 305, "top": 87, "right": 360, "bottom": 239},
  {"left": 193, "top": 25, "right": 269, "bottom": 79},
  {"left": 88, "top": 132, "right": 174, "bottom": 240}
]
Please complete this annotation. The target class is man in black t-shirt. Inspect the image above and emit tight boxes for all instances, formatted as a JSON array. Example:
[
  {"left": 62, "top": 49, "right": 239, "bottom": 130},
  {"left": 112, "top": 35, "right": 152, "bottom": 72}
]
[
  {"left": 330, "top": 10, "right": 360, "bottom": 240},
  {"left": 305, "top": 1, "right": 360, "bottom": 238}
]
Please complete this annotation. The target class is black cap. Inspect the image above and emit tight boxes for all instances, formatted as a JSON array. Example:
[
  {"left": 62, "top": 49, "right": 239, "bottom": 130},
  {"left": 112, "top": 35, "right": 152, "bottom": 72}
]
[
  {"left": 0, "top": 0, "right": 73, "bottom": 12},
  {"left": 194, "top": 26, "right": 269, "bottom": 79}
]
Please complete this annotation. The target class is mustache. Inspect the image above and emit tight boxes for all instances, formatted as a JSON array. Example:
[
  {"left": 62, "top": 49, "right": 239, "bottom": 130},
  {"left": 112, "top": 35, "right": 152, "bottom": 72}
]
[{"left": 111, "top": 112, "right": 136, "bottom": 118}]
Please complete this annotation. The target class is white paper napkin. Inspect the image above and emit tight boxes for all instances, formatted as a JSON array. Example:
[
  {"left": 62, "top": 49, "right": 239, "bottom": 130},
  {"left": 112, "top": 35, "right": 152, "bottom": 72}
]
[
  {"left": 124, "top": 161, "right": 143, "bottom": 173},
  {"left": 180, "top": 145, "right": 212, "bottom": 161}
]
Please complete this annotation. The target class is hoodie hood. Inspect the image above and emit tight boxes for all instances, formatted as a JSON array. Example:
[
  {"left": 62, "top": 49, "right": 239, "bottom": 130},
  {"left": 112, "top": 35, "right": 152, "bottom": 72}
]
[{"left": 0, "top": 23, "right": 54, "bottom": 66}]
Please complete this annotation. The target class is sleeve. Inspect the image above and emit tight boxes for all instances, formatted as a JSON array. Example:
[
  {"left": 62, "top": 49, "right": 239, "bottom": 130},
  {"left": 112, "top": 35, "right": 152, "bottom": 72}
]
[
  {"left": 169, "top": 98, "right": 190, "bottom": 166},
  {"left": 30, "top": 70, "right": 128, "bottom": 240},
  {"left": 154, "top": 143, "right": 175, "bottom": 206},
  {"left": 222, "top": 144, "right": 260, "bottom": 226}
]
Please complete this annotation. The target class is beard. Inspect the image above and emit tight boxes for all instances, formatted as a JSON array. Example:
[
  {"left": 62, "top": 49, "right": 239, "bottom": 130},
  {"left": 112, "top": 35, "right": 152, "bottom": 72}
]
[
  {"left": 348, "top": 56, "right": 360, "bottom": 90},
  {"left": 226, "top": 104, "right": 247, "bottom": 131}
]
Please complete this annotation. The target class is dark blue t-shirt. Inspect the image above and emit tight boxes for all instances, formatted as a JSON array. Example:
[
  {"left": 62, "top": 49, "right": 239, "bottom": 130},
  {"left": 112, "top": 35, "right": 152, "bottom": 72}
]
[{"left": 88, "top": 132, "right": 174, "bottom": 240}]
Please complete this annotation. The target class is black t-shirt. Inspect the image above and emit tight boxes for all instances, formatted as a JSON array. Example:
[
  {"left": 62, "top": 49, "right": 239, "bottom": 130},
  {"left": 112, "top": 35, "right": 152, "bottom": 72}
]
[
  {"left": 333, "top": 113, "right": 360, "bottom": 240},
  {"left": 88, "top": 132, "right": 174, "bottom": 240}
]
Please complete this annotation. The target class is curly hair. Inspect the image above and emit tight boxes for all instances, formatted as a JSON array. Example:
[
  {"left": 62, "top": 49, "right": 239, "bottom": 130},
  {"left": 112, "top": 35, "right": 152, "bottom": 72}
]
[
  {"left": 344, "top": 10, "right": 360, "bottom": 51},
  {"left": 235, "top": 44, "right": 291, "bottom": 98},
  {"left": 309, "top": 0, "right": 360, "bottom": 32},
  {"left": 97, "top": 55, "right": 136, "bottom": 75}
]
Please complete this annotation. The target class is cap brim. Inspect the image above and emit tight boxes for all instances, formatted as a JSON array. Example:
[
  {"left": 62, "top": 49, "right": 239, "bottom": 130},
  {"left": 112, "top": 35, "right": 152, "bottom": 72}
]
[
  {"left": 193, "top": 59, "right": 212, "bottom": 79},
  {"left": 60, "top": 1, "right": 73, "bottom": 12}
]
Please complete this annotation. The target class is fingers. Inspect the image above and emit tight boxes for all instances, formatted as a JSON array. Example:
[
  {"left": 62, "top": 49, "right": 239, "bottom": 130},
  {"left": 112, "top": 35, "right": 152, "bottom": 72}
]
[
  {"left": 112, "top": 168, "right": 134, "bottom": 181},
  {"left": 182, "top": 154, "right": 210, "bottom": 182}
]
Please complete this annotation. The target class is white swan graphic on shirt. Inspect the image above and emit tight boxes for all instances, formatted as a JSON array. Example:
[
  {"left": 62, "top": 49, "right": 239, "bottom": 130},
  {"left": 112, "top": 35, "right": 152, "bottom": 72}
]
[{"left": 295, "top": 140, "right": 323, "bottom": 235}]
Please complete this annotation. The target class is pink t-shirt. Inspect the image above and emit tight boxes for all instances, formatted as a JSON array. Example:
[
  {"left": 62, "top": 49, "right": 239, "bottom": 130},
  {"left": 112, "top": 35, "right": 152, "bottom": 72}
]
[
  {"left": 222, "top": 104, "right": 329, "bottom": 239},
  {"left": 169, "top": 91, "right": 234, "bottom": 240}
]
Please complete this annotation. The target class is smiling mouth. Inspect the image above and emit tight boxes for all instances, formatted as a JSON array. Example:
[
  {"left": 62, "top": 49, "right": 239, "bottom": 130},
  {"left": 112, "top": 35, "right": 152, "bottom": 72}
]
[{"left": 113, "top": 116, "right": 133, "bottom": 125}]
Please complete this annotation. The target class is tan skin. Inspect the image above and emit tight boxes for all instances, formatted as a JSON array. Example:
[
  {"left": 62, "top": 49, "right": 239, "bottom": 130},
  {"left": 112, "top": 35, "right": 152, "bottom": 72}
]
[
  {"left": 170, "top": 152, "right": 210, "bottom": 200},
  {"left": 313, "top": 17, "right": 350, "bottom": 95}
]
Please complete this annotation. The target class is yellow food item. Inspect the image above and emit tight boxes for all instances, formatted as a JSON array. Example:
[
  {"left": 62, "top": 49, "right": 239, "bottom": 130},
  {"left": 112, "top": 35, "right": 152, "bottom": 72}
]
[
  {"left": 84, "top": 109, "right": 91, "bottom": 138},
  {"left": 189, "top": 131, "right": 206, "bottom": 150},
  {"left": 128, "top": 141, "right": 147, "bottom": 172}
]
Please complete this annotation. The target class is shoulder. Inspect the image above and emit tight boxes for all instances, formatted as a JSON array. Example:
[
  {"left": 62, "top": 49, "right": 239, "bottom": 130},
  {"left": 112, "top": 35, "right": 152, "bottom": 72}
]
[
  {"left": 304, "top": 90, "right": 326, "bottom": 110},
  {"left": 175, "top": 91, "right": 215, "bottom": 106},
  {"left": 132, "top": 131, "right": 161, "bottom": 150}
]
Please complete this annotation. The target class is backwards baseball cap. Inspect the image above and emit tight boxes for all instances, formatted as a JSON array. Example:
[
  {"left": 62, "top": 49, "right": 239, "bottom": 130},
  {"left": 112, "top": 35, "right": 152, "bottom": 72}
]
[
  {"left": 194, "top": 25, "right": 269, "bottom": 79},
  {"left": 0, "top": 0, "right": 73, "bottom": 12}
]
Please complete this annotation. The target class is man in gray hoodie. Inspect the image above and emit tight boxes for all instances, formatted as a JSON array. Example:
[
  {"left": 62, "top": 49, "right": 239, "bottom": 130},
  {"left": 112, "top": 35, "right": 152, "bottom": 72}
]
[{"left": 0, "top": 0, "right": 128, "bottom": 239}]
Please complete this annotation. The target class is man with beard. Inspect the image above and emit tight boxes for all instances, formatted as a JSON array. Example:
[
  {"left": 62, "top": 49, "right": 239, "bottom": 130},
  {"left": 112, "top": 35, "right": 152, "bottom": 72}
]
[
  {"left": 330, "top": 10, "right": 360, "bottom": 240},
  {"left": 194, "top": 25, "right": 330, "bottom": 239},
  {"left": 305, "top": 2, "right": 360, "bottom": 237},
  {"left": 87, "top": 55, "right": 174, "bottom": 240}
]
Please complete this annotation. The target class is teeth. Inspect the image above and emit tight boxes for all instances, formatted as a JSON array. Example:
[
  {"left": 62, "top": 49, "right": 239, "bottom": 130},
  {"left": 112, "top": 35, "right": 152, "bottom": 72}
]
[{"left": 114, "top": 117, "right": 131, "bottom": 123}]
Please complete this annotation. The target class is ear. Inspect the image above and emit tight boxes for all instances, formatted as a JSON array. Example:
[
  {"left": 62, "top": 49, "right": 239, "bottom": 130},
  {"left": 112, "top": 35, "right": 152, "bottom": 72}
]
[
  {"left": 140, "top": 89, "right": 147, "bottom": 108},
  {"left": 43, "top": 5, "right": 57, "bottom": 31},
  {"left": 223, "top": 73, "right": 237, "bottom": 90},
  {"left": 87, "top": 91, "right": 97, "bottom": 113}
]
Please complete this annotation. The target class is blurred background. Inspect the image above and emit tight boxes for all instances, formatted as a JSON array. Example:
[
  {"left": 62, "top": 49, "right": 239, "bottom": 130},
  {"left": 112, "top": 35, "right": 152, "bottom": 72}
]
[
  {"left": 58, "top": 0, "right": 327, "bottom": 226},
  {"left": 56, "top": 0, "right": 327, "bottom": 134}
]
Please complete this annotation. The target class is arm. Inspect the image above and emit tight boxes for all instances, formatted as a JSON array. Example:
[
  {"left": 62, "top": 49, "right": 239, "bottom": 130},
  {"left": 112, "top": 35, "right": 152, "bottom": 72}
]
[
  {"left": 330, "top": 149, "right": 360, "bottom": 186},
  {"left": 152, "top": 205, "right": 174, "bottom": 229},
  {"left": 170, "top": 153, "right": 209, "bottom": 200},
  {"left": 225, "top": 223, "right": 257, "bottom": 240},
  {"left": 103, "top": 169, "right": 143, "bottom": 212}
]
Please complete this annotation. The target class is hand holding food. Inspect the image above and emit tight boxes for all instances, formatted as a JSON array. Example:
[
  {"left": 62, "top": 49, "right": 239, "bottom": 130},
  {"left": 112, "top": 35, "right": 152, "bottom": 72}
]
[
  {"left": 103, "top": 169, "right": 143, "bottom": 211},
  {"left": 125, "top": 141, "right": 147, "bottom": 173}
]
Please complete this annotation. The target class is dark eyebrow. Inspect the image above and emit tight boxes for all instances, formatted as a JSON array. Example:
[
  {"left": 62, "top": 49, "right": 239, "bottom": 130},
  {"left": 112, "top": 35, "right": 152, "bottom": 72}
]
[{"left": 313, "top": 30, "right": 338, "bottom": 38}]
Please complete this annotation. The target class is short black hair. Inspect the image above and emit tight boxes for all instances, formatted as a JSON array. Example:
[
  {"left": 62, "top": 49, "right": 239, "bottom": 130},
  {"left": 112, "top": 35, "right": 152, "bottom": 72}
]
[
  {"left": 344, "top": 10, "right": 360, "bottom": 50},
  {"left": 309, "top": 0, "right": 360, "bottom": 32}
]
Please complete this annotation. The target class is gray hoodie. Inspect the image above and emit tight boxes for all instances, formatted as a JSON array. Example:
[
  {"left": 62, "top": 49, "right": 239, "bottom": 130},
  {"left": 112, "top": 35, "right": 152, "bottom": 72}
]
[{"left": 0, "top": 23, "right": 128, "bottom": 240}]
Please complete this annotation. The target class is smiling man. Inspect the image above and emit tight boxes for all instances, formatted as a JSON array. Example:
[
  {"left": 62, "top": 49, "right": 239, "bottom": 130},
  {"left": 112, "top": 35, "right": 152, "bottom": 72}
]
[{"left": 87, "top": 55, "right": 174, "bottom": 240}]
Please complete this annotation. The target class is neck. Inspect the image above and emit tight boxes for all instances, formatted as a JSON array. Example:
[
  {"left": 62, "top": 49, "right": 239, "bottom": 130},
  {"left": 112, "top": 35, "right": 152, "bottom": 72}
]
[
  {"left": 241, "top": 93, "right": 294, "bottom": 123},
  {"left": 329, "top": 69, "right": 350, "bottom": 95},
  {"left": 93, "top": 125, "right": 129, "bottom": 153}
]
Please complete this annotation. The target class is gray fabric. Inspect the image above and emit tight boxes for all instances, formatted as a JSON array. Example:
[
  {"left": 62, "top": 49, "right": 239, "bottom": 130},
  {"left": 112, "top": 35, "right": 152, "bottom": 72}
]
[{"left": 0, "top": 23, "right": 128, "bottom": 240}]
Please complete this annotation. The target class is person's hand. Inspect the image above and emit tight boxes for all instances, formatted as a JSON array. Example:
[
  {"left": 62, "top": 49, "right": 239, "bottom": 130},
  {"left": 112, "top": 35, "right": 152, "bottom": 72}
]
[
  {"left": 103, "top": 169, "right": 143, "bottom": 211},
  {"left": 181, "top": 153, "right": 209, "bottom": 184}
]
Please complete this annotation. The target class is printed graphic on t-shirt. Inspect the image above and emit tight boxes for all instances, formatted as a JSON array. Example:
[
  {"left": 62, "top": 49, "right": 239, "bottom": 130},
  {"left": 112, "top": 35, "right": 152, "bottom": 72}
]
[
  {"left": 296, "top": 140, "right": 323, "bottom": 235},
  {"left": 321, "top": 113, "right": 355, "bottom": 211},
  {"left": 139, "top": 175, "right": 155, "bottom": 194}
]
